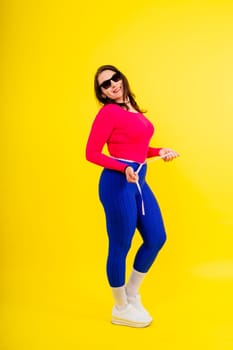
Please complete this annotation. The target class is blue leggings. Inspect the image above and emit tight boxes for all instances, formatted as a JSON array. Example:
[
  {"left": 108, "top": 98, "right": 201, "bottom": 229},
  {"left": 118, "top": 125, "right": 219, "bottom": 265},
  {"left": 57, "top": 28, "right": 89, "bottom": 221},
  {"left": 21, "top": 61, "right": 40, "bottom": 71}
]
[{"left": 99, "top": 162, "right": 166, "bottom": 288}]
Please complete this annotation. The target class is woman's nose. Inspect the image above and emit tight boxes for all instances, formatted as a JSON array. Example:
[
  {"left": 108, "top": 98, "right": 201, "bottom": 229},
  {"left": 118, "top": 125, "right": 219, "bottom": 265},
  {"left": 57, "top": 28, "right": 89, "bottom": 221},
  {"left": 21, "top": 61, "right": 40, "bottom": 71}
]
[{"left": 110, "top": 80, "right": 117, "bottom": 87}]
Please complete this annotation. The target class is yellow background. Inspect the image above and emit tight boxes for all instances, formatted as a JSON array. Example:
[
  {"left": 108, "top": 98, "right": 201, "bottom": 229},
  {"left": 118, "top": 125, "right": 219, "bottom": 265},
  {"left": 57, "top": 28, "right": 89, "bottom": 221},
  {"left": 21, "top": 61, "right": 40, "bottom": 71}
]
[{"left": 1, "top": 0, "right": 233, "bottom": 349}]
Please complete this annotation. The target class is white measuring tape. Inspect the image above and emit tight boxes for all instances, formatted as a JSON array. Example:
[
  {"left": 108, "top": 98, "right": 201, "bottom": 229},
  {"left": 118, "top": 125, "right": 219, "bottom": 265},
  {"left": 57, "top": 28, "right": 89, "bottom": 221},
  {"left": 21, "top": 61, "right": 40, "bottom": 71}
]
[
  {"left": 135, "top": 153, "right": 175, "bottom": 215},
  {"left": 113, "top": 152, "right": 175, "bottom": 215}
]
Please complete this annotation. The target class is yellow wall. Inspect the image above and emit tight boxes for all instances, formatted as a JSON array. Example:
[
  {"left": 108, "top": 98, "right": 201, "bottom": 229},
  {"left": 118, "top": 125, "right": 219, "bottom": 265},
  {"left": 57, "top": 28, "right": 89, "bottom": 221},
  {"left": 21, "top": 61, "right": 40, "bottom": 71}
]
[{"left": 2, "top": 1, "right": 233, "bottom": 349}]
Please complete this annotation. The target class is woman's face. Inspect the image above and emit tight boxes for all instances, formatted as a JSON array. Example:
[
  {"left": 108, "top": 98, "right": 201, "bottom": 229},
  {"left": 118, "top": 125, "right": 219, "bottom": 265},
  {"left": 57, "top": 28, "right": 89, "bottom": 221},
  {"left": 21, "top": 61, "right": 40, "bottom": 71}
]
[{"left": 98, "top": 70, "right": 124, "bottom": 103}]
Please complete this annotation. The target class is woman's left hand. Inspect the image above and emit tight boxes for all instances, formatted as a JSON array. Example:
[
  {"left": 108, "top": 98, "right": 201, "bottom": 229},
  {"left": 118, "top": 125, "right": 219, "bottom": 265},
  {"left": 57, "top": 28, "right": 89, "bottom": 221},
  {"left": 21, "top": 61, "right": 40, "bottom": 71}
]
[{"left": 158, "top": 148, "right": 180, "bottom": 161}]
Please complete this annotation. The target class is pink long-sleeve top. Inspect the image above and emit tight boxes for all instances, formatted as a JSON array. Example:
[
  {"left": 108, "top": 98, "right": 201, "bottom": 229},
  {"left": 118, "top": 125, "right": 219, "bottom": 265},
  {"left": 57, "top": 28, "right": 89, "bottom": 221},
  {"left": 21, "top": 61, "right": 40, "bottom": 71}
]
[{"left": 85, "top": 103, "right": 162, "bottom": 173}]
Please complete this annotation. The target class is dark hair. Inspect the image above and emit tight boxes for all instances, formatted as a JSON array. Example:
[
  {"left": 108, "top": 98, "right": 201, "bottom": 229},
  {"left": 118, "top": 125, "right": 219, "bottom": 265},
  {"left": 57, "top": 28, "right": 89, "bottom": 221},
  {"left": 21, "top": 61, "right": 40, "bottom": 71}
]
[{"left": 94, "top": 64, "right": 145, "bottom": 113}]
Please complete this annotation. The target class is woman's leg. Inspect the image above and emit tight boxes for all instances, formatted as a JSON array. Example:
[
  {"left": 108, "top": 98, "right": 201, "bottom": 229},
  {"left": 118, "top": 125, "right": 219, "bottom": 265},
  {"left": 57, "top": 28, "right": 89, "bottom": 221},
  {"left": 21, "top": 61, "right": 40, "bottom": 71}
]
[
  {"left": 125, "top": 183, "right": 166, "bottom": 316},
  {"left": 99, "top": 170, "right": 152, "bottom": 326},
  {"left": 126, "top": 183, "right": 166, "bottom": 298},
  {"left": 99, "top": 169, "right": 138, "bottom": 288},
  {"left": 134, "top": 182, "right": 167, "bottom": 274}
]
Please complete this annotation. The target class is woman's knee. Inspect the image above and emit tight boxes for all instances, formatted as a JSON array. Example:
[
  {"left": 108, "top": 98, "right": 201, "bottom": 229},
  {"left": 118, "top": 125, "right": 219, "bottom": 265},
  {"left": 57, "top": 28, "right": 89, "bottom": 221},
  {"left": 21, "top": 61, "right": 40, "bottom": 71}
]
[{"left": 147, "top": 230, "right": 167, "bottom": 251}]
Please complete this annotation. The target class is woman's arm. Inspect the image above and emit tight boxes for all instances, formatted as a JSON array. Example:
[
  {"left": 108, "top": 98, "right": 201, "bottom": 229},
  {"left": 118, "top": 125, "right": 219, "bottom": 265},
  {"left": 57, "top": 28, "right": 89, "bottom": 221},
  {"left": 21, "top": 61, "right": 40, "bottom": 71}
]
[{"left": 85, "top": 106, "right": 126, "bottom": 172}]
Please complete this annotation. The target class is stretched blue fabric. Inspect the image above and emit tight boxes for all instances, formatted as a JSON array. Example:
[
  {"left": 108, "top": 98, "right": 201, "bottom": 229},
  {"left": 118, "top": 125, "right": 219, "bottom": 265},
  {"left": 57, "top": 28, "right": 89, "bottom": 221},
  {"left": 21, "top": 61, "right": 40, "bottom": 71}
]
[{"left": 99, "top": 161, "right": 167, "bottom": 287}]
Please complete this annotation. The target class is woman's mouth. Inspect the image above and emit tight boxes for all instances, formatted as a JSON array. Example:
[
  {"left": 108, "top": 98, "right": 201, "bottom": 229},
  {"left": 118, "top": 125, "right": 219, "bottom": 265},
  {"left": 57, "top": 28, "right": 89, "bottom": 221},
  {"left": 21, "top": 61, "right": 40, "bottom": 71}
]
[{"left": 113, "top": 86, "right": 121, "bottom": 94}]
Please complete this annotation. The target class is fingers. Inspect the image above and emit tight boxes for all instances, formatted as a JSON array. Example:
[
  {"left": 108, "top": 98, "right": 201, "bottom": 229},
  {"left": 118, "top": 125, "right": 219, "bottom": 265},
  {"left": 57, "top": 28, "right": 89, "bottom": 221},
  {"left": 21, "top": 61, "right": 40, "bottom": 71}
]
[
  {"left": 164, "top": 151, "right": 179, "bottom": 161},
  {"left": 160, "top": 148, "right": 180, "bottom": 161},
  {"left": 125, "top": 166, "right": 139, "bottom": 183},
  {"left": 127, "top": 172, "right": 138, "bottom": 183}
]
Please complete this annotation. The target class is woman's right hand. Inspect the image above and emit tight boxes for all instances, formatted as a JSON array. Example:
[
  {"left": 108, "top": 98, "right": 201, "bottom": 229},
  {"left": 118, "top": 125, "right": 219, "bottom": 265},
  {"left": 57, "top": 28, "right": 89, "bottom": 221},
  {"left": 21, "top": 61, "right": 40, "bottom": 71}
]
[{"left": 125, "top": 166, "right": 139, "bottom": 183}]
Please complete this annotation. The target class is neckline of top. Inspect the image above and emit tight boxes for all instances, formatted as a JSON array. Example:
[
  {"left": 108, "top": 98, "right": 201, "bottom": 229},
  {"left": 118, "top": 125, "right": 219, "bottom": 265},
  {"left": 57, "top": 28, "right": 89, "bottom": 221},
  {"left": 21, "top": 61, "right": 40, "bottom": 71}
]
[{"left": 111, "top": 103, "right": 142, "bottom": 115}]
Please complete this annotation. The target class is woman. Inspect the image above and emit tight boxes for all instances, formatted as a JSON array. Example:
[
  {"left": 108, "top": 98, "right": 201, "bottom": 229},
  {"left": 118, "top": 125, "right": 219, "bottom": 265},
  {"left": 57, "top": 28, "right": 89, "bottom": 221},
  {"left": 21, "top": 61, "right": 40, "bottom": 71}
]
[{"left": 85, "top": 65, "right": 179, "bottom": 327}]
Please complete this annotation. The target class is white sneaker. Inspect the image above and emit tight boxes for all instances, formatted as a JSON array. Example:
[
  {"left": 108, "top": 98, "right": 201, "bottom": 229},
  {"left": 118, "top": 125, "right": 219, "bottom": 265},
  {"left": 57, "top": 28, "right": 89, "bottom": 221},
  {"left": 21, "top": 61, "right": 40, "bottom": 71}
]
[
  {"left": 112, "top": 303, "right": 152, "bottom": 328},
  {"left": 127, "top": 294, "right": 152, "bottom": 320}
]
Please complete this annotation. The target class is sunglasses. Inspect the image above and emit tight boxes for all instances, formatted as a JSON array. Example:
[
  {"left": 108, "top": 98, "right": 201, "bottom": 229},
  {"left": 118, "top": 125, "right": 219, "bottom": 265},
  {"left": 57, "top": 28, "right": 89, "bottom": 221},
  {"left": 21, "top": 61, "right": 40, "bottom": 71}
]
[{"left": 99, "top": 72, "right": 122, "bottom": 89}]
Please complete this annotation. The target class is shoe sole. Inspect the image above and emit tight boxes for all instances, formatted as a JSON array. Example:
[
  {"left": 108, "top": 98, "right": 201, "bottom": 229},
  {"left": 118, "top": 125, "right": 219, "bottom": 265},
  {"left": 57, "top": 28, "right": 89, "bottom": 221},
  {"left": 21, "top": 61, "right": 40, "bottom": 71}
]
[{"left": 112, "top": 317, "right": 152, "bottom": 328}]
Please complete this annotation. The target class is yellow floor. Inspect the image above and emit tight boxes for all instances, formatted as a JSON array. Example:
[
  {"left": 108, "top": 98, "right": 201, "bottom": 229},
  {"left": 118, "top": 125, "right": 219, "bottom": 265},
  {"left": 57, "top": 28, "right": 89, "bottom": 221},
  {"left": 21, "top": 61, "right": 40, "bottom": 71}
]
[{"left": 2, "top": 263, "right": 233, "bottom": 350}]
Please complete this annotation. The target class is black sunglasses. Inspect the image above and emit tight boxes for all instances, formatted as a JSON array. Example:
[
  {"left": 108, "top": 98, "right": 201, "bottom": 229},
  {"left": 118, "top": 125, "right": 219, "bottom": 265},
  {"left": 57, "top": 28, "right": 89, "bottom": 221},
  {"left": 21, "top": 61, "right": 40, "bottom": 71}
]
[{"left": 99, "top": 72, "right": 122, "bottom": 89}]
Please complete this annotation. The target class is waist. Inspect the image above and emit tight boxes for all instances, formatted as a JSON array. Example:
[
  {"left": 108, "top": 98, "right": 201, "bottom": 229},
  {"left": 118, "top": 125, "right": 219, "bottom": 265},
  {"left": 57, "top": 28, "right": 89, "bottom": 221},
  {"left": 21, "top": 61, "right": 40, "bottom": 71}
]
[
  {"left": 111, "top": 156, "right": 146, "bottom": 165},
  {"left": 111, "top": 157, "right": 147, "bottom": 176}
]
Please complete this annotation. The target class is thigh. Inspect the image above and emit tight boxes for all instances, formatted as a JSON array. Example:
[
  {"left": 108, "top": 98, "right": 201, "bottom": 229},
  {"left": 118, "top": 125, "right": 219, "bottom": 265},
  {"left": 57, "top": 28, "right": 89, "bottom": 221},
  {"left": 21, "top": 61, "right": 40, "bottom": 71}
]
[
  {"left": 99, "top": 169, "right": 138, "bottom": 246},
  {"left": 136, "top": 182, "right": 166, "bottom": 245}
]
